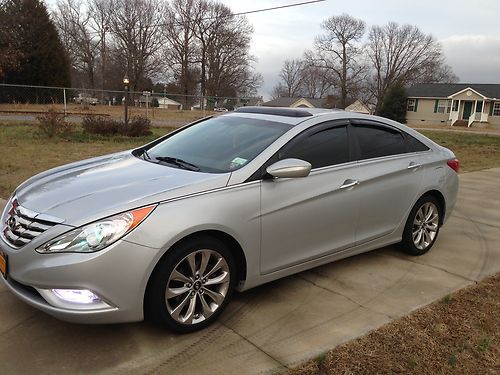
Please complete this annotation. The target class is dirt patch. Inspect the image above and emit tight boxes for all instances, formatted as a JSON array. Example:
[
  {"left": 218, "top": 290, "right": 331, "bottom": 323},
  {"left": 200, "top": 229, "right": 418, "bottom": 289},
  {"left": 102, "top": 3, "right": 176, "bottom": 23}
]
[{"left": 288, "top": 274, "right": 500, "bottom": 374}]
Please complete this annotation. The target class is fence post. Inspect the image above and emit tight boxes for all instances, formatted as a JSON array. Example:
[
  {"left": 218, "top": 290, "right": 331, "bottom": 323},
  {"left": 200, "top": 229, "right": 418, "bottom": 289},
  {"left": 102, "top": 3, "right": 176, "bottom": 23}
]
[{"left": 63, "top": 88, "right": 67, "bottom": 117}]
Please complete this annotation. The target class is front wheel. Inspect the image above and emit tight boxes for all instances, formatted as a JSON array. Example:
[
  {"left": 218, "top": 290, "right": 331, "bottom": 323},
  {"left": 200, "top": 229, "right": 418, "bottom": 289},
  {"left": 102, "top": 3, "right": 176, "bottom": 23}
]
[
  {"left": 400, "top": 196, "right": 441, "bottom": 256},
  {"left": 146, "top": 237, "right": 236, "bottom": 333}
]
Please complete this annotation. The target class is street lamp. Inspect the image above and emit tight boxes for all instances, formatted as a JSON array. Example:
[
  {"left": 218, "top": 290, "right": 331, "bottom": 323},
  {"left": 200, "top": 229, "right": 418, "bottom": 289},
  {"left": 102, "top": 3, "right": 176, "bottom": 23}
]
[{"left": 123, "top": 74, "right": 130, "bottom": 126}]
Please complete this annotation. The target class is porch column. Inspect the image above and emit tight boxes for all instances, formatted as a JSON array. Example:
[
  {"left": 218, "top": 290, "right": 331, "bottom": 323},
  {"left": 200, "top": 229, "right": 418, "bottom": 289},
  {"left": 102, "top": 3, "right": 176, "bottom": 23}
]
[
  {"left": 458, "top": 99, "right": 461, "bottom": 118},
  {"left": 449, "top": 99, "right": 454, "bottom": 120}
]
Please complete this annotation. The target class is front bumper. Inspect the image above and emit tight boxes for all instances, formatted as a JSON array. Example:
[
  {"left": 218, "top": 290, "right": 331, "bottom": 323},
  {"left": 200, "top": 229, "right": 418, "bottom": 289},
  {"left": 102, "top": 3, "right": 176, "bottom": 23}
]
[{"left": 0, "top": 237, "right": 160, "bottom": 324}]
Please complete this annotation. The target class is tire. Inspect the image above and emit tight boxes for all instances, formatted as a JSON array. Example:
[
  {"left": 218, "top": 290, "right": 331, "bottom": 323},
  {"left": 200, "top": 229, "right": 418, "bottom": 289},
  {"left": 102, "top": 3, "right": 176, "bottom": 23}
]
[
  {"left": 145, "top": 236, "right": 236, "bottom": 333},
  {"left": 400, "top": 195, "right": 441, "bottom": 256}
]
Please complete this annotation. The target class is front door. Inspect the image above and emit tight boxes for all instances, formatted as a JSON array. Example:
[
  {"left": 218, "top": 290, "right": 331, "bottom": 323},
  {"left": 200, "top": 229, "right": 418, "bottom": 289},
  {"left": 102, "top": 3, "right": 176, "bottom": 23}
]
[
  {"left": 463, "top": 101, "right": 473, "bottom": 120},
  {"left": 260, "top": 122, "right": 357, "bottom": 274}
]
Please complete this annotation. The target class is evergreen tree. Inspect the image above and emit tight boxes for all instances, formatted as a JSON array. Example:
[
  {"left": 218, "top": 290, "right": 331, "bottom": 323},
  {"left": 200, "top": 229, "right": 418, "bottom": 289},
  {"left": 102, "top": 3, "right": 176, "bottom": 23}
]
[
  {"left": 378, "top": 82, "right": 408, "bottom": 123},
  {"left": 3, "top": 0, "right": 71, "bottom": 90}
]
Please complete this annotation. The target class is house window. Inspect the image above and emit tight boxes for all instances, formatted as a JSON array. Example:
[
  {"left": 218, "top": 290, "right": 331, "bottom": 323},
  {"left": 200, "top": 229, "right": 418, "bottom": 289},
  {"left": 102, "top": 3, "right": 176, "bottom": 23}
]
[
  {"left": 407, "top": 99, "right": 416, "bottom": 112},
  {"left": 494, "top": 102, "right": 500, "bottom": 116},
  {"left": 436, "top": 100, "right": 451, "bottom": 114},
  {"left": 452, "top": 101, "right": 459, "bottom": 112}
]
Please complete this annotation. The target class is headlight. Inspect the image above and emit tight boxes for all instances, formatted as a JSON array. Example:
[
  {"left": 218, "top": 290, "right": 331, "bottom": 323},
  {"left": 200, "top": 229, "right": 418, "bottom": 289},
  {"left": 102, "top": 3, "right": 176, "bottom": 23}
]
[{"left": 36, "top": 205, "right": 156, "bottom": 254}]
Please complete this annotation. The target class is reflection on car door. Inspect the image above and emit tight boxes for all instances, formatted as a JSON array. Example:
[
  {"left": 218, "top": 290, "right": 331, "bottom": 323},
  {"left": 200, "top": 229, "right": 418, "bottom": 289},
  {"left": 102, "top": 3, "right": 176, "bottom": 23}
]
[
  {"left": 259, "top": 122, "right": 359, "bottom": 274},
  {"left": 349, "top": 121, "right": 425, "bottom": 245}
]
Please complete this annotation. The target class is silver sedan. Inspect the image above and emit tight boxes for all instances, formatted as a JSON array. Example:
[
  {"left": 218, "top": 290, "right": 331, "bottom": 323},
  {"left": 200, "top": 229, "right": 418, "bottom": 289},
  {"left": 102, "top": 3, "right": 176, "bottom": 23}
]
[{"left": 0, "top": 107, "right": 459, "bottom": 332}]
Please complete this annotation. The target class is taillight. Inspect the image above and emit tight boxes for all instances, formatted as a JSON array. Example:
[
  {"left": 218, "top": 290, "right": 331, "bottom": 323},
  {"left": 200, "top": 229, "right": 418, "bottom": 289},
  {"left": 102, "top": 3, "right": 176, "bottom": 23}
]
[{"left": 447, "top": 158, "right": 460, "bottom": 173}]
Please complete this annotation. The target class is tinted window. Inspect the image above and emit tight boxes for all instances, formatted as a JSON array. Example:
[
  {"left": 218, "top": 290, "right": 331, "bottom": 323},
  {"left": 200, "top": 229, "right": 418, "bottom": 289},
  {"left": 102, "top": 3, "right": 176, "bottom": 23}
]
[
  {"left": 405, "top": 133, "right": 430, "bottom": 152},
  {"left": 280, "top": 126, "right": 349, "bottom": 168},
  {"left": 147, "top": 116, "right": 292, "bottom": 173},
  {"left": 353, "top": 125, "right": 409, "bottom": 160}
]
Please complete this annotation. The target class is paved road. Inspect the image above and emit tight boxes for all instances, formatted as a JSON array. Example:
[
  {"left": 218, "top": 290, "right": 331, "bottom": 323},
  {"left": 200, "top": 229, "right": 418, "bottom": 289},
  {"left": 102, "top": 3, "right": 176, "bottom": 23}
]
[{"left": 0, "top": 168, "right": 499, "bottom": 374}]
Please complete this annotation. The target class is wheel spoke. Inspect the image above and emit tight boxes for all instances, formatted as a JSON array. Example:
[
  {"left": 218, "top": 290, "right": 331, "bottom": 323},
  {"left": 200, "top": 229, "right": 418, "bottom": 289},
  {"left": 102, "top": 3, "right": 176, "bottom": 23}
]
[
  {"left": 200, "top": 294, "right": 214, "bottom": 319},
  {"left": 413, "top": 229, "right": 423, "bottom": 245},
  {"left": 166, "top": 286, "right": 190, "bottom": 299},
  {"left": 198, "top": 251, "right": 211, "bottom": 277},
  {"left": 170, "top": 269, "right": 191, "bottom": 284},
  {"left": 169, "top": 293, "right": 191, "bottom": 320},
  {"left": 186, "top": 253, "right": 197, "bottom": 277},
  {"left": 205, "top": 271, "right": 229, "bottom": 286},
  {"left": 202, "top": 287, "right": 225, "bottom": 305},
  {"left": 424, "top": 204, "right": 434, "bottom": 221},
  {"left": 204, "top": 257, "right": 224, "bottom": 279},
  {"left": 182, "top": 295, "right": 197, "bottom": 324}
]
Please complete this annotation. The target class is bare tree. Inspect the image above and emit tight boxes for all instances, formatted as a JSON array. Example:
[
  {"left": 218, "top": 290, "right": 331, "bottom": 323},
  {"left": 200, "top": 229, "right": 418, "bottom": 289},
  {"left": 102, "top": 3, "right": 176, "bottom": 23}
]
[
  {"left": 88, "top": 0, "right": 112, "bottom": 92},
  {"left": 277, "top": 59, "right": 304, "bottom": 97},
  {"left": 191, "top": 0, "right": 261, "bottom": 99},
  {"left": 299, "top": 61, "right": 334, "bottom": 98},
  {"left": 109, "top": 0, "right": 165, "bottom": 91},
  {"left": 53, "top": 0, "right": 101, "bottom": 88},
  {"left": 164, "top": 0, "right": 200, "bottom": 106},
  {"left": 366, "top": 22, "right": 456, "bottom": 113},
  {"left": 312, "top": 13, "right": 367, "bottom": 107}
]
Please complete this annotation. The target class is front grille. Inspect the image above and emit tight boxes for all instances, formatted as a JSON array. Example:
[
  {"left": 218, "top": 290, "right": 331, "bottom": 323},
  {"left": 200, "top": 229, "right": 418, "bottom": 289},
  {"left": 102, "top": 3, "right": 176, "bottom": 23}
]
[{"left": 2, "top": 199, "right": 59, "bottom": 248}]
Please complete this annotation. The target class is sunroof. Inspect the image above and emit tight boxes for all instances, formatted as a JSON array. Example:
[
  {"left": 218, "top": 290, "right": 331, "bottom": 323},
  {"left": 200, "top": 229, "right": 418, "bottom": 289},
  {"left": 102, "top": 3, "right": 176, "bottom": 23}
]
[{"left": 234, "top": 106, "right": 313, "bottom": 117}]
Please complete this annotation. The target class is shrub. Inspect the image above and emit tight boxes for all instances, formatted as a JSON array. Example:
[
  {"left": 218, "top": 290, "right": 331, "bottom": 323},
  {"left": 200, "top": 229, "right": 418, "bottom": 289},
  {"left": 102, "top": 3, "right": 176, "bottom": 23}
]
[
  {"left": 82, "top": 115, "right": 120, "bottom": 135},
  {"left": 125, "top": 116, "right": 152, "bottom": 137},
  {"left": 82, "top": 115, "right": 151, "bottom": 137},
  {"left": 36, "top": 108, "right": 73, "bottom": 138}
]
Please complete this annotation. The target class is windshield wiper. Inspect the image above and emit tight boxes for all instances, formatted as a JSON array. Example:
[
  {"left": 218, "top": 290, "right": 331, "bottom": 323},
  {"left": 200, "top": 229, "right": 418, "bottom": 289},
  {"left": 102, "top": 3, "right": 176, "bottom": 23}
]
[
  {"left": 141, "top": 149, "right": 152, "bottom": 160},
  {"left": 155, "top": 156, "right": 200, "bottom": 171}
]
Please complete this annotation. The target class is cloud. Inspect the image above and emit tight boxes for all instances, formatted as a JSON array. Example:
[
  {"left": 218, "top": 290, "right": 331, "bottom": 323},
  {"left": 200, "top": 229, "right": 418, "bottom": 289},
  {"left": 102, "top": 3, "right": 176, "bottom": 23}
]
[{"left": 440, "top": 35, "right": 500, "bottom": 83}]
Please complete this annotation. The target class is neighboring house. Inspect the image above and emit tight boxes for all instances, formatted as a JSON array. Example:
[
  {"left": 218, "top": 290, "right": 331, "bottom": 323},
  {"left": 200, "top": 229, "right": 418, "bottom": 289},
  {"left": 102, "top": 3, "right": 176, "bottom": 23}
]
[
  {"left": 262, "top": 97, "right": 320, "bottom": 108},
  {"left": 345, "top": 100, "right": 371, "bottom": 114},
  {"left": 406, "top": 83, "right": 500, "bottom": 127},
  {"left": 157, "top": 97, "right": 182, "bottom": 110}
]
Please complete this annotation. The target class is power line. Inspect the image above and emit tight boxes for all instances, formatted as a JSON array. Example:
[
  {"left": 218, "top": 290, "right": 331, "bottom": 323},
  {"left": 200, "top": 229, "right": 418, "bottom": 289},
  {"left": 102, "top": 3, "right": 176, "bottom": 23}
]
[
  {"left": 80, "top": 0, "right": 327, "bottom": 36},
  {"left": 231, "top": 0, "right": 326, "bottom": 18}
]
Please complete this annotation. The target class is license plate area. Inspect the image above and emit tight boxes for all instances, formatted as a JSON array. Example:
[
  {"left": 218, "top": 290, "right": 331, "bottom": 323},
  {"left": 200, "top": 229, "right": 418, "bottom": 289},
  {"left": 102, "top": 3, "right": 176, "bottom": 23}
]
[{"left": 0, "top": 251, "right": 7, "bottom": 278}]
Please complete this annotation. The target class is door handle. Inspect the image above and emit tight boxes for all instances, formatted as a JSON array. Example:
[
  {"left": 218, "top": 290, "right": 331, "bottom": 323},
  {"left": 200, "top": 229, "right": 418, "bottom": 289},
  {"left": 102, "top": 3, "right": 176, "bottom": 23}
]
[
  {"left": 340, "top": 179, "right": 359, "bottom": 189},
  {"left": 407, "top": 162, "right": 421, "bottom": 170}
]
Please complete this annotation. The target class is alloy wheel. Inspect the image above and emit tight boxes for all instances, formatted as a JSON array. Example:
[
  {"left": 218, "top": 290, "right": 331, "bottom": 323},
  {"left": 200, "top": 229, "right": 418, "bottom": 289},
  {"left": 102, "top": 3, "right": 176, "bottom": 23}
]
[
  {"left": 412, "top": 202, "right": 439, "bottom": 250},
  {"left": 165, "top": 249, "right": 230, "bottom": 325}
]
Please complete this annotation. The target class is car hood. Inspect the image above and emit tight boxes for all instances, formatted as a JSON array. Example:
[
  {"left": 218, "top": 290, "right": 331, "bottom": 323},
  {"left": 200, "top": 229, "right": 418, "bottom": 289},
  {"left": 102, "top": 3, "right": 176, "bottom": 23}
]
[{"left": 15, "top": 151, "right": 231, "bottom": 226}]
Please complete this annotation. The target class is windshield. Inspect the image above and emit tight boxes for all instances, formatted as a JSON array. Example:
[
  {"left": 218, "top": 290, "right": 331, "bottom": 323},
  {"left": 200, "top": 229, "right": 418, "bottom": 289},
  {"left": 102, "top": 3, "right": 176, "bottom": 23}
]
[{"left": 146, "top": 115, "right": 293, "bottom": 173}]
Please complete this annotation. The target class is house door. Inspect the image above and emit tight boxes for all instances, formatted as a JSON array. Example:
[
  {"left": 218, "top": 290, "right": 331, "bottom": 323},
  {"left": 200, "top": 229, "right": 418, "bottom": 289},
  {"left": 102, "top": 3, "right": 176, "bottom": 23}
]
[{"left": 463, "top": 101, "right": 473, "bottom": 120}]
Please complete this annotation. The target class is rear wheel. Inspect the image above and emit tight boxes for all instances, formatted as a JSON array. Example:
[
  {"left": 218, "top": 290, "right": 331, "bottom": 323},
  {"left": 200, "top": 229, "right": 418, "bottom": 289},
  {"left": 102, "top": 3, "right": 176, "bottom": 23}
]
[
  {"left": 146, "top": 236, "right": 236, "bottom": 333},
  {"left": 400, "top": 195, "right": 441, "bottom": 256}
]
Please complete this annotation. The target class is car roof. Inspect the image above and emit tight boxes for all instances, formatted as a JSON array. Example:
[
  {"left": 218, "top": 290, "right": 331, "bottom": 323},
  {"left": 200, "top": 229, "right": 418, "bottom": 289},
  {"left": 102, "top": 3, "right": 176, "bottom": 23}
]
[{"left": 228, "top": 106, "right": 342, "bottom": 126}]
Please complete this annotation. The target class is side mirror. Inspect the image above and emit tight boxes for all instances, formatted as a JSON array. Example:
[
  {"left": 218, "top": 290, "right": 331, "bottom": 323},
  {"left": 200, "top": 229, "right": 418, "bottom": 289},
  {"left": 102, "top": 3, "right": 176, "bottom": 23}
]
[{"left": 266, "top": 158, "right": 312, "bottom": 179}]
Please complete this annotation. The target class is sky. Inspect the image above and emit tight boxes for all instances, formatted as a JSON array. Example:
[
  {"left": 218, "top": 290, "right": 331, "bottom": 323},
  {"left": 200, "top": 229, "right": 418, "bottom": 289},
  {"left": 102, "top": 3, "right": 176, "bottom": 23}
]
[
  {"left": 46, "top": 0, "right": 500, "bottom": 98},
  {"left": 222, "top": 0, "right": 500, "bottom": 98}
]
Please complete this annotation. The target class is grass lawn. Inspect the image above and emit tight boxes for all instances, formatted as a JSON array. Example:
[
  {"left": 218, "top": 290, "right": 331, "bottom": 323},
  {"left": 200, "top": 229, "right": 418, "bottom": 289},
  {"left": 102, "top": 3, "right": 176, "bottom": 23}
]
[
  {"left": 420, "top": 130, "right": 500, "bottom": 172},
  {"left": 1, "top": 124, "right": 500, "bottom": 198},
  {"left": 288, "top": 273, "right": 499, "bottom": 374}
]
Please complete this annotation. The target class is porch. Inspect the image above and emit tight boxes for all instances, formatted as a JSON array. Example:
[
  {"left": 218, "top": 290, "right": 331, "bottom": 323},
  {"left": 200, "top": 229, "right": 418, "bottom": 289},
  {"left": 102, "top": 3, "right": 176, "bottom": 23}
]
[{"left": 448, "top": 88, "right": 493, "bottom": 127}]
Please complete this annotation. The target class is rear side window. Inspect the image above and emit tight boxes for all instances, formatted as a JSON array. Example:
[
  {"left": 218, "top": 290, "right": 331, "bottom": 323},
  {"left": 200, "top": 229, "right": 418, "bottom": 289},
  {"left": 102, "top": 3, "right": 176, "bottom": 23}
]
[
  {"left": 280, "top": 125, "right": 350, "bottom": 168},
  {"left": 405, "top": 133, "right": 430, "bottom": 152},
  {"left": 353, "top": 124, "right": 409, "bottom": 160}
]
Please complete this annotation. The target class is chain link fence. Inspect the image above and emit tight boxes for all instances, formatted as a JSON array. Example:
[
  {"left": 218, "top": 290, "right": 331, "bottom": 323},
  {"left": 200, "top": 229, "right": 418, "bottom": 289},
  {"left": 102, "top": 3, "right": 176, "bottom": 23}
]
[{"left": 0, "top": 83, "right": 263, "bottom": 128}]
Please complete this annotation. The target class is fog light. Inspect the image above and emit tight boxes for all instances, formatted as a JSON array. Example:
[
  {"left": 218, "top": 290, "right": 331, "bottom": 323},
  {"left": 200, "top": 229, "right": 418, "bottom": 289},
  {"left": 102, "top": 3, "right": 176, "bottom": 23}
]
[
  {"left": 36, "top": 288, "right": 114, "bottom": 311},
  {"left": 52, "top": 289, "right": 100, "bottom": 304}
]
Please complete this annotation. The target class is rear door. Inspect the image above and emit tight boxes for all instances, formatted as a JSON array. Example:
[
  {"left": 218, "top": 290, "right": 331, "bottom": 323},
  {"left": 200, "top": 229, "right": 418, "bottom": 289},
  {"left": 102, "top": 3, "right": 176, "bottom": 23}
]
[
  {"left": 259, "top": 120, "right": 359, "bottom": 274},
  {"left": 349, "top": 120, "right": 425, "bottom": 244}
]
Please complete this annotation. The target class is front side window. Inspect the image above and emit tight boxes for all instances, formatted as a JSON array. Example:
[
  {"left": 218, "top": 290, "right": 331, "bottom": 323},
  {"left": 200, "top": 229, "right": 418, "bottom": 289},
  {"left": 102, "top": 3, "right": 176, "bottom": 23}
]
[
  {"left": 353, "top": 124, "right": 409, "bottom": 160},
  {"left": 493, "top": 102, "right": 500, "bottom": 116},
  {"left": 280, "top": 125, "right": 350, "bottom": 169},
  {"left": 407, "top": 99, "right": 416, "bottom": 112},
  {"left": 437, "top": 100, "right": 451, "bottom": 114},
  {"left": 147, "top": 116, "right": 292, "bottom": 173}
]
